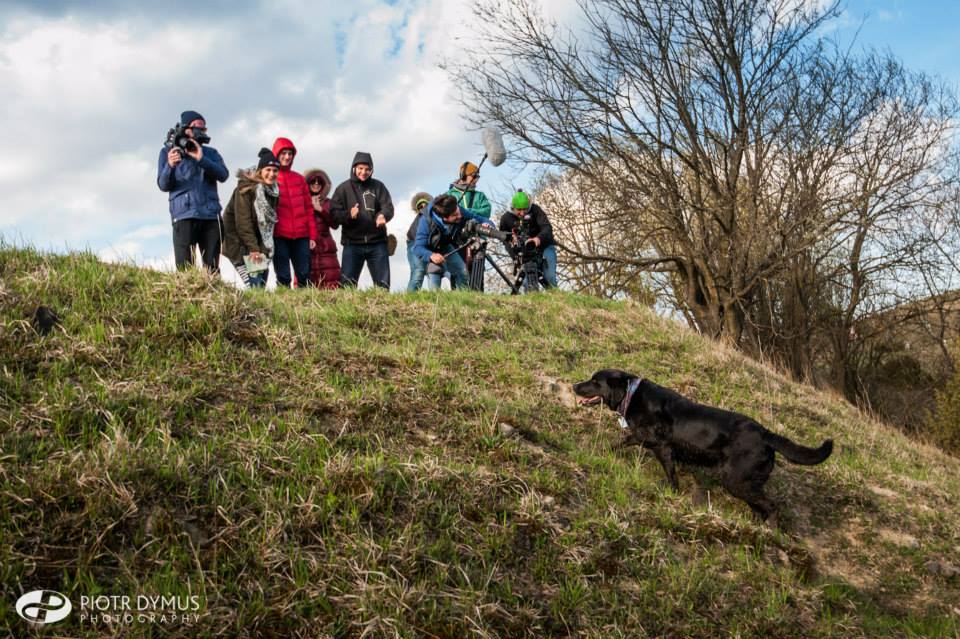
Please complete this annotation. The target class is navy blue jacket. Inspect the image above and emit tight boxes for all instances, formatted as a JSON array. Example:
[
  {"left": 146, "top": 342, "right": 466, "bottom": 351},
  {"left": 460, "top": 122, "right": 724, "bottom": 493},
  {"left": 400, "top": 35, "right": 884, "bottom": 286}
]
[
  {"left": 413, "top": 201, "right": 494, "bottom": 263},
  {"left": 157, "top": 146, "right": 229, "bottom": 222}
]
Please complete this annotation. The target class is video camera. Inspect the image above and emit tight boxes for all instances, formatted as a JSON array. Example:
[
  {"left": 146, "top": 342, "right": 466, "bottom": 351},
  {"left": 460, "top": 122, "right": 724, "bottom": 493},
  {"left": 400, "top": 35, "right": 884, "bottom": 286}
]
[
  {"left": 165, "top": 123, "right": 211, "bottom": 156},
  {"left": 462, "top": 218, "right": 509, "bottom": 244},
  {"left": 459, "top": 217, "right": 547, "bottom": 293}
]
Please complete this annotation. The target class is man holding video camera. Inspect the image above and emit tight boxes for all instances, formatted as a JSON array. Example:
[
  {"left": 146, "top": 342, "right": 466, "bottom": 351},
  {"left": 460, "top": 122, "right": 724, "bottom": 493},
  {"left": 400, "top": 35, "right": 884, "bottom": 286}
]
[
  {"left": 412, "top": 194, "right": 495, "bottom": 290},
  {"left": 498, "top": 190, "right": 557, "bottom": 288},
  {"left": 157, "top": 110, "right": 229, "bottom": 273}
]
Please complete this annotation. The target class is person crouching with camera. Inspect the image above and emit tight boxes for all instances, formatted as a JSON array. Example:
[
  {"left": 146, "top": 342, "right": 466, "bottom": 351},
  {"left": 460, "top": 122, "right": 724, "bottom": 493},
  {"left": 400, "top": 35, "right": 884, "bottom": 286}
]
[
  {"left": 157, "top": 110, "right": 229, "bottom": 273},
  {"left": 498, "top": 190, "right": 558, "bottom": 288},
  {"left": 412, "top": 194, "right": 495, "bottom": 290},
  {"left": 221, "top": 149, "right": 281, "bottom": 288}
]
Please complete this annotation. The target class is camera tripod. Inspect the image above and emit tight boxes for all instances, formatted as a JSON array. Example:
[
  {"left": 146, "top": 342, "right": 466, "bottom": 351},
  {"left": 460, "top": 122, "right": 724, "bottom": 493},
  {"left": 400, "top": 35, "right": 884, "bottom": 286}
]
[{"left": 445, "top": 236, "right": 548, "bottom": 294}]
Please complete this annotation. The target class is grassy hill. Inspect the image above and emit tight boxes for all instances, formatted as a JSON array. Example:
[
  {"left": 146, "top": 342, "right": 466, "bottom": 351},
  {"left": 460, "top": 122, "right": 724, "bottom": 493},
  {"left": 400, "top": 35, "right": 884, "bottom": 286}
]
[{"left": 1, "top": 246, "right": 958, "bottom": 638}]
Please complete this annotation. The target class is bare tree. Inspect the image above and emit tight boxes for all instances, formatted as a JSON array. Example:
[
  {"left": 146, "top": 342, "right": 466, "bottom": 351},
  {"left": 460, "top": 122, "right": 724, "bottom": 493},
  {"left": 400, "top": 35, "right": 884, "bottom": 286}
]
[{"left": 449, "top": 0, "right": 960, "bottom": 391}]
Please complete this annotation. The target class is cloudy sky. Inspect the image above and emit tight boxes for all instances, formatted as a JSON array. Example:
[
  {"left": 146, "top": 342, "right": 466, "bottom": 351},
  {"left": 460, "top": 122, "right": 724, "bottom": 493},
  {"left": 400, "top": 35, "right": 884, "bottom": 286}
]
[{"left": 1, "top": 0, "right": 958, "bottom": 289}]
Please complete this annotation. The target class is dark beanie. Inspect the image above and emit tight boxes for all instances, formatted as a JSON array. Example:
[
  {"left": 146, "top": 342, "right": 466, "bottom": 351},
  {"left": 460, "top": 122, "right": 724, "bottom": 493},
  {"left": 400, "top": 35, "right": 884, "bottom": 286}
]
[
  {"left": 257, "top": 147, "right": 280, "bottom": 170},
  {"left": 180, "top": 110, "right": 205, "bottom": 126}
]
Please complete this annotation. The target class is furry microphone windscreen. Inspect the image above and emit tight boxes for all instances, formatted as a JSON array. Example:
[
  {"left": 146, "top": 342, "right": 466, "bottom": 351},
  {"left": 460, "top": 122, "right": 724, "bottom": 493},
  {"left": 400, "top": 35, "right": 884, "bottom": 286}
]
[{"left": 482, "top": 127, "right": 507, "bottom": 167}]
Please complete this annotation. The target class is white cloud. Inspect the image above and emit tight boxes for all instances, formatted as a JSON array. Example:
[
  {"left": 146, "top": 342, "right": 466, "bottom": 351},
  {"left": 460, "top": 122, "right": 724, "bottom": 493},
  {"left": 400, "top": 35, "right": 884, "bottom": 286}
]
[
  {"left": 0, "top": 0, "right": 594, "bottom": 289},
  {"left": 0, "top": 1, "right": 530, "bottom": 289}
]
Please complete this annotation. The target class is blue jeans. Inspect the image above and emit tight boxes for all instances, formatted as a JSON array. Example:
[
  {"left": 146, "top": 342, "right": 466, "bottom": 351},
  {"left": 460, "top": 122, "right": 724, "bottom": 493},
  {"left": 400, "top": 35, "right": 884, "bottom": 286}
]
[
  {"left": 273, "top": 237, "right": 311, "bottom": 288},
  {"left": 247, "top": 268, "right": 268, "bottom": 288},
  {"left": 427, "top": 252, "right": 467, "bottom": 290},
  {"left": 341, "top": 242, "right": 390, "bottom": 289},
  {"left": 541, "top": 244, "right": 558, "bottom": 288},
  {"left": 406, "top": 243, "right": 426, "bottom": 292}
]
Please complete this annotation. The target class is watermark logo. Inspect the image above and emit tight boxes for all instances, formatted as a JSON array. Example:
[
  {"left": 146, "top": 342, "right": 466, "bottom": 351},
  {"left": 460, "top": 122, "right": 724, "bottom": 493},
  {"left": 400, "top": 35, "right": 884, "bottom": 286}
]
[{"left": 16, "top": 590, "right": 72, "bottom": 624}]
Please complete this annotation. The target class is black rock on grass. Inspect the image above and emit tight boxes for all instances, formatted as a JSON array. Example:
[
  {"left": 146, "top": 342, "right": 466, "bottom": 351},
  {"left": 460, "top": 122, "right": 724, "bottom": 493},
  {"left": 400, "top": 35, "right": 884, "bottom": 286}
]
[{"left": 31, "top": 304, "right": 60, "bottom": 335}]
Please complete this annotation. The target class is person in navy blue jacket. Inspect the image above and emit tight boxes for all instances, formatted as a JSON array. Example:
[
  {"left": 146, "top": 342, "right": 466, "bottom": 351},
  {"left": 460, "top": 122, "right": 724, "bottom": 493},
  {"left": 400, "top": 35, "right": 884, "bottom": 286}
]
[
  {"left": 157, "top": 110, "right": 229, "bottom": 273},
  {"left": 413, "top": 194, "right": 495, "bottom": 290}
]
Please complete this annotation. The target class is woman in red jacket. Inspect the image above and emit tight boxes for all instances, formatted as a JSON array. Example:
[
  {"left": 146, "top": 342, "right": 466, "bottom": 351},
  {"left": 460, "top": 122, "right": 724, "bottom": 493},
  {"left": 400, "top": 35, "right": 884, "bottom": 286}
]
[
  {"left": 303, "top": 168, "right": 342, "bottom": 289},
  {"left": 271, "top": 137, "right": 317, "bottom": 287}
]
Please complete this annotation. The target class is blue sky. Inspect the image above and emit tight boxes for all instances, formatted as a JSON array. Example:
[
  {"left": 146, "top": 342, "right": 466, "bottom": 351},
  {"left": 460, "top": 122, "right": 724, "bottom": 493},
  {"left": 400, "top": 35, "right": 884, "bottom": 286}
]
[
  {"left": 0, "top": 0, "right": 957, "bottom": 289},
  {"left": 834, "top": 0, "right": 960, "bottom": 87}
]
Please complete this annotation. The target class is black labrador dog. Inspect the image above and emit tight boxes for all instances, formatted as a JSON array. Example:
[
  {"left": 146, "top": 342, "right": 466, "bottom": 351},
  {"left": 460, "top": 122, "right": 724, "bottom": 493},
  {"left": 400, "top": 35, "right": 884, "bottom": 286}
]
[{"left": 573, "top": 369, "right": 832, "bottom": 523}]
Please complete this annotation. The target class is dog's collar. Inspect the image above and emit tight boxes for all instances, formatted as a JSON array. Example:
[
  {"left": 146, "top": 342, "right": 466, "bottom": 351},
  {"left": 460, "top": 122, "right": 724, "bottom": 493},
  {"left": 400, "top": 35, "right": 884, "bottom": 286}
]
[{"left": 617, "top": 377, "right": 643, "bottom": 419}]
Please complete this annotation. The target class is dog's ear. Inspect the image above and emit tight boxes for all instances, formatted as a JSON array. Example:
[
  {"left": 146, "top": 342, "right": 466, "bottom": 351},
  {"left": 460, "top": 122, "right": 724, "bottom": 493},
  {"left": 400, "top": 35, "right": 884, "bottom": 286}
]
[{"left": 595, "top": 369, "right": 630, "bottom": 388}]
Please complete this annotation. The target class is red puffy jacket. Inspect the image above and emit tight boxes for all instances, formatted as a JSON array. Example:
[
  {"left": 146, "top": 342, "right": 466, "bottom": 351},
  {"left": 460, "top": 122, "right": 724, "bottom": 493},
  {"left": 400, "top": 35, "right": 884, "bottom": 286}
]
[
  {"left": 271, "top": 137, "right": 317, "bottom": 241},
  {"left": 304, "top": 168, "right": 341, "bottom": 289}
]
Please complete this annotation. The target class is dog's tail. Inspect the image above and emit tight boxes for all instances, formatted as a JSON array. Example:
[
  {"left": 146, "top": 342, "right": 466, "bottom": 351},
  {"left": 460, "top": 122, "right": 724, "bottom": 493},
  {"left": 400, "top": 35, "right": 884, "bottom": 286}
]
[{"left": 765, "top": 432, "right": 833, "bottom": 465}]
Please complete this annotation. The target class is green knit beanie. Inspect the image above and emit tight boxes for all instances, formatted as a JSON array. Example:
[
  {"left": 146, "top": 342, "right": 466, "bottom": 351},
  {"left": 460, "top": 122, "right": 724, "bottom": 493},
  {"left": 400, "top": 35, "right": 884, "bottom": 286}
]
[{"left": 511, "top": 190, "right": 530, "bottom": 210}]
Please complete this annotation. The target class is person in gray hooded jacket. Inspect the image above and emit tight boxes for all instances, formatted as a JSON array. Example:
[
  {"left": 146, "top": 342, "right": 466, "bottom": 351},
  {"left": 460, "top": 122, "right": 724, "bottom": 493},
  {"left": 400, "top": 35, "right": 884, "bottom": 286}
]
[{"left": 329, "top": 152, "right": 395, "bottom": 288}]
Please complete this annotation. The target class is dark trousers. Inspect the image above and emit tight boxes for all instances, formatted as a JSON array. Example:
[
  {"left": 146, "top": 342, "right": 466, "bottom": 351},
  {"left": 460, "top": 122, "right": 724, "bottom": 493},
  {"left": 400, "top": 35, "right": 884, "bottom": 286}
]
[
  {"left": 273, "top": 237, "right": 312, "bottom": 288},
  {"left": 340, "top": 242, "right": 390, "bottom": 289},
  {"left": 172, "top": 217, "right": 221, "bottom": 273}
]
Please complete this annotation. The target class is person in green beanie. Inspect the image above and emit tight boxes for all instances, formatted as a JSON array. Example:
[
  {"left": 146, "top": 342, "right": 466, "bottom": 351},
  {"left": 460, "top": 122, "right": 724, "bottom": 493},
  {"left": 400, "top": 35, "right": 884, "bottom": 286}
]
[{"left": 498, "top": 189, "right": 557, "bottom": 288}]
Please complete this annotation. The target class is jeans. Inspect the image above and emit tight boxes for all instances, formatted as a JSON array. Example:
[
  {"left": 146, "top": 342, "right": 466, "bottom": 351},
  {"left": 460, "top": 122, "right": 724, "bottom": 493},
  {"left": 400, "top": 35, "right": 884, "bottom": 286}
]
[
  {"left": 172, "top": 217, "right": 221, "bottom": 273},
  {"left": 273, "top": 237, "right": 312, "bottom": 288},
  {"left": 340, "top": 242, "right": 390, "bottom": 289},
  {"left": 247, "top": 268, "right": 268, "bottom": 288},
  {"left": 427, "top": 252, "right": 467, "bottom": 290},
  {"left": 234, "top": 259, "right": 269, "bottom": 289},
  {"left": 541, "top": 244, "right": 558, "bottom": 288},
  {"left": 406, "top": 243, "right": 426, "bottom": 292}
]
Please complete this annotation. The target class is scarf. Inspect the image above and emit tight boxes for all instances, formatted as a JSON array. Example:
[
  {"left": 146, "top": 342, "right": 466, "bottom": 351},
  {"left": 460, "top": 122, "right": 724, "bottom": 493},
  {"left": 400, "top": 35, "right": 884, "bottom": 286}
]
[
  {"left": 451, "top": 180, "right": 475, "bottom": 208},
  {"left": 254, "top": 181, "right": 279, "bottom": 258}
]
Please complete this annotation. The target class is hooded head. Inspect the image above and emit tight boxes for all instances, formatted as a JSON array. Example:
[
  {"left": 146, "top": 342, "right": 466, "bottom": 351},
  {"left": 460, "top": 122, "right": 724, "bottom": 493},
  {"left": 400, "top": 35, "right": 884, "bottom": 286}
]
[
  {"left": 272, "top": 137, "right": 297, "bottom": 170},
  {"left": 303, "top": 168, "right": 332, "bottom": 200},
  {"left": 411, "top": 191, "right": 432, "bottom": 213},
  {"left": 351, "top": 151, "right": 374, "bottom": 183}
]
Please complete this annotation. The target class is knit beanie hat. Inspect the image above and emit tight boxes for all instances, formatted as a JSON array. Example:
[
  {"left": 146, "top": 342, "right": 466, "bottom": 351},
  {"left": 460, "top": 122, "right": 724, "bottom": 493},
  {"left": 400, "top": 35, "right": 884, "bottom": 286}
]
[
  {"left": 459, "top": 161, "right": 479, "bottom": 179},
  {"left": 180, "top": 110, "right": 205, "bottom": 126},
  {"left": 511, "top": 190, "right": 531, "bottom": 210},
  {"left": 257, "top": 147, "right": 280, "bottom": 170}
]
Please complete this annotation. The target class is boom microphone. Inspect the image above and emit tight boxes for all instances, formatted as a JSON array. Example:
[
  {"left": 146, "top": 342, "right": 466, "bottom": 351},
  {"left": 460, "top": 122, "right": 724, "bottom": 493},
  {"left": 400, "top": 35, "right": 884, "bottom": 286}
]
[{"left": 481, "top": 127, "right": 507, "bottom": 167}]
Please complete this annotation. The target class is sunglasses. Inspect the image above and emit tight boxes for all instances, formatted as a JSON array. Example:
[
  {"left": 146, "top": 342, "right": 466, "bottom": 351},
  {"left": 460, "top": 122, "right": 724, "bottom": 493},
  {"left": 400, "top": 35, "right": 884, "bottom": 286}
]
[{"left": 309, "top": 178, "right": 325, "bottom": 186}]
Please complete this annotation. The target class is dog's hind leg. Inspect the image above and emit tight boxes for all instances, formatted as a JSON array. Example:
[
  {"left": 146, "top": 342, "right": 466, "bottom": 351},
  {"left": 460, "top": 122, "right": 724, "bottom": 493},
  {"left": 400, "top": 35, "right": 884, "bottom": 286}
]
[{"left": 722, "top": 476, "right": 777, "bottom": 523}]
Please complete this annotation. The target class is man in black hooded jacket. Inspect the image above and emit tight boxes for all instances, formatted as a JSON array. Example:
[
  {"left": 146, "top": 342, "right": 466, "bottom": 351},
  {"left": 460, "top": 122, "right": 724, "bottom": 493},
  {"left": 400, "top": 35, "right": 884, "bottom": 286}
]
[{"left": 330, "top": 152, "right": 395, "bottom": 288}]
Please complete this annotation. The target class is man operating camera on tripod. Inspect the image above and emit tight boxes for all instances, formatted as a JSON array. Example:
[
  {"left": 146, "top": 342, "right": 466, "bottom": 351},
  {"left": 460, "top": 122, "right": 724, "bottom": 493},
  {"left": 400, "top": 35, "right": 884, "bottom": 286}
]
[
  {"left": 499, "top": 190, "right": 558, "bottom": 289},
  {"left": 412, "top": 194, "right": 496, "bottom": 290}
]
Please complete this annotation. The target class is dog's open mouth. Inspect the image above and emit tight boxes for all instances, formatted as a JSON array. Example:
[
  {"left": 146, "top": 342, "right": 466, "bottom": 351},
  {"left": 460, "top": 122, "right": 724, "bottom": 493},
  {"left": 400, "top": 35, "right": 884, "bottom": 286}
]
[{"left": 578, "top": 396, "right": 601, "bottom": 406}]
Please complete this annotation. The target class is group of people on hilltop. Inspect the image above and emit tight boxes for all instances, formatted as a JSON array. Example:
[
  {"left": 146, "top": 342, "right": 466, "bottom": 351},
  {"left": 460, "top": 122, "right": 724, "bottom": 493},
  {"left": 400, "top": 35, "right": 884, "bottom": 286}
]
[{"left": 157, "top": 110, "right": 557, "bottom": 291}]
